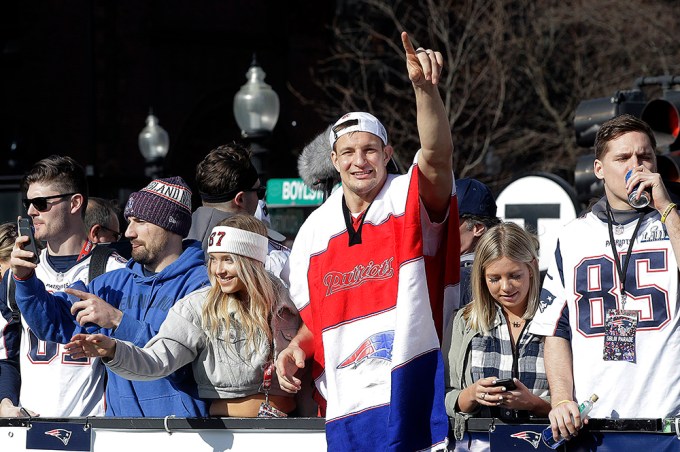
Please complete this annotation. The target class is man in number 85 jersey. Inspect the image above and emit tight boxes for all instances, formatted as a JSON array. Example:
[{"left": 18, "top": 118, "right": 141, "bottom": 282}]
[{"left": 530, "top": 115, "right": 680, "bottom": 442}]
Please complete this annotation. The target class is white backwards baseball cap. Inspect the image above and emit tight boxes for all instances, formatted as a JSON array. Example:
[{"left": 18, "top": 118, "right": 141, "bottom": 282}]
[{"left": 329, "top": 112, "right": 388, "bottom": 151}]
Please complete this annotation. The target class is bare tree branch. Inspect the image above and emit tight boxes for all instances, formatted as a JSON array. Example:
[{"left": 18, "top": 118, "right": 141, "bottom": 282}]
[{"left": 293, "top": 0, "right": 680, "bottom": 186}]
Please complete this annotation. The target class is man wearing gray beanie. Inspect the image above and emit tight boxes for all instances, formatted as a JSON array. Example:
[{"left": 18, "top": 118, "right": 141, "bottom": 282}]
[{"left": 12, "top": 176, "right": 211, "bottom": 417}]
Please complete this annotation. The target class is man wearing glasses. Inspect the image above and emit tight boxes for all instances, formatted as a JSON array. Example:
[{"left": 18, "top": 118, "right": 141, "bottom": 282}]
[
  {"left": 0, "top": 155, "right": 126, "bottom": 418},
  {"left": 188, "top": 143, "right": 289, "bottom": 278},
  {"left": 85, "top": 197, "right": 122, "bottom": 244}
]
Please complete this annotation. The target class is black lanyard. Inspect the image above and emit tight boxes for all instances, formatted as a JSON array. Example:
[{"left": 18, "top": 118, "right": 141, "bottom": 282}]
[{"left": 605, "top": 201, "right": 644, "bottom": 308}]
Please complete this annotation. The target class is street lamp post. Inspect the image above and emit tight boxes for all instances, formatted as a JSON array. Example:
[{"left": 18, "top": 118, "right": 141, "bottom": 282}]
[
  {"left": 233, "top": 55, "right": 280, "bottom": 180},
  {"left": 138, "top": 112, "right": 170, "bottom": 180}
]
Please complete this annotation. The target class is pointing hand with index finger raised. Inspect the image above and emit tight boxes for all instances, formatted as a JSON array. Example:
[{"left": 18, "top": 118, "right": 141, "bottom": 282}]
[
  {"left": 401, "top": 31, "right": 444, "bottom": 86},
  {"left": 66, "top": 288, "right": 123, "bottom": 330}
]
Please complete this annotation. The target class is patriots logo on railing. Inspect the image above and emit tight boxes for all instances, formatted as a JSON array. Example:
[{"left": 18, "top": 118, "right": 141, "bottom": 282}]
[
  {"left": 337, "top": 330, "right": 394, "bottom": 369},
  {"left": 510, "top": 430, "right": 542, "bottom": 449},
  {"left": 45, "top": 428, "right": 72, "bottom": 446}
]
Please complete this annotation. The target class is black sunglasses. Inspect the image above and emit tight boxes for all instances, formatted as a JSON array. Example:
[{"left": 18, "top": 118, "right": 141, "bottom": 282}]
[
  {"left": 243, "top": 186, "right": 267, "bottom": 200},
  {"left": 22, "top": 192, "right": 77, "bottom": 212}
]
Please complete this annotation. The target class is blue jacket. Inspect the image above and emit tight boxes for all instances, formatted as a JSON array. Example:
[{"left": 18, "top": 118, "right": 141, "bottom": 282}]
[{"left": 15, "top": 240, "right": 211, "bottom": 417}]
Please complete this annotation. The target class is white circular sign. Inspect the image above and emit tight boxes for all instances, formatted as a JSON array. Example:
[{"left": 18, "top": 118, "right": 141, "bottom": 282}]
[{"left": 496, "top": 173, "right": 580, "bottom": 271}]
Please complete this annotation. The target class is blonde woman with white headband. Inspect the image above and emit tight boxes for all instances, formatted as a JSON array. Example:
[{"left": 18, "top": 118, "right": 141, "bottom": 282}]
[{"left": 66, "top": 215, "right": 301, "bottom": 417}]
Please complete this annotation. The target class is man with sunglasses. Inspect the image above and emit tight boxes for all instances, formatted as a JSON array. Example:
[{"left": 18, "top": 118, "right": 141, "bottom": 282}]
[
  {"left": 10, "top": 175, "right": 210, "bottom": 417},
  {"left": 188, "top": 143, "right": 289, "bottom": 278},
  {"left": 0, "top": 155, "right": 126, "bottom": 418}
]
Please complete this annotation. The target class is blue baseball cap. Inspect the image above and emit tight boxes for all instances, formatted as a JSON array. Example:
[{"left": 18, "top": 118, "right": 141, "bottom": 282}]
[{"left": 456, "top": 178, "right": 497, "bottom": 217}]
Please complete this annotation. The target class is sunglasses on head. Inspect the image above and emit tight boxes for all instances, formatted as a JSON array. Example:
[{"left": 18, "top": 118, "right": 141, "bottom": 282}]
[
  {"left": 22, "top": 192, "right": 77, "bottom": 212},
  {"left": 243, "top": 186, "right": 267, "bottom": 200}
]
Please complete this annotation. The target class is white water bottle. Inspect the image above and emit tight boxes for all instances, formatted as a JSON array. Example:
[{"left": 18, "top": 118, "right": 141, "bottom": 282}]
[{"left": 541, "top": 394, "right": 599, "bottom": 449}]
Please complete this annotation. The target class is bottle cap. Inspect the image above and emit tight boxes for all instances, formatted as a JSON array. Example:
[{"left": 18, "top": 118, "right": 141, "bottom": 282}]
[{"left": 590, "top": 394, "right": 599, "bottom": 402}]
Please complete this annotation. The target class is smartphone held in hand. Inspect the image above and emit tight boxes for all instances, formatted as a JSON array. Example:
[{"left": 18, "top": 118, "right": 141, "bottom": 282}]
[
  {"left": 492, "top": 378, "right": 517, "bottom": 390},
  {"left": 17, "top": 217, "right": 40, "bottom": 264}
]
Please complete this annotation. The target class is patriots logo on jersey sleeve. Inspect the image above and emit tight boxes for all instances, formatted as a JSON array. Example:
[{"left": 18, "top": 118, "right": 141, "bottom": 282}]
[
  {"left": 538, "top": 288, "right": 557, "bottom": 313},
  {"left": 337, "top": 330, "right": 394, "bottom": 369},
  {"left": 45, "top": 428, "right": 72, "bottom": 446},
  {"left": 510, "top": 430, "right": 541, "bottom": 449}
]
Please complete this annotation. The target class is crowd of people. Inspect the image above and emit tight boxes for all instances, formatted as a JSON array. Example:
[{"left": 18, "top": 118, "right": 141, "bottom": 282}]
[{"left": 0, "top": 29, "right": 679, "bottom": 452}]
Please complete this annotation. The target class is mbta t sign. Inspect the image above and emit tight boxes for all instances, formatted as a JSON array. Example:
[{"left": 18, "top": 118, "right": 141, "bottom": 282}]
[{"left": 496, "top": 173, "right": 580, "bottom": 272}]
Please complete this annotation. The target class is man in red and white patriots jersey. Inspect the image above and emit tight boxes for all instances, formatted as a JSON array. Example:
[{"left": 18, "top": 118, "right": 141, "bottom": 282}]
[{"left": 276, "top": 32, "right": 460, "bottom": 451}]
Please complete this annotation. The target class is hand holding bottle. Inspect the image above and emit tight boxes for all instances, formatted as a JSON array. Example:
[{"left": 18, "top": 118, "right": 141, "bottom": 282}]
[
  {"left": 543, "top": 394, "right": 598, "bottom": 449},
  {"left": 626, "top": 169, "right": 651, "bottom": 208}
]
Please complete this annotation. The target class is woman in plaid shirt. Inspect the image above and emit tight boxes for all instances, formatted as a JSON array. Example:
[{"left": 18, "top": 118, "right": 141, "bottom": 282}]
[{"left": 443, "top": 222, "right": 550, "bottom": 438}]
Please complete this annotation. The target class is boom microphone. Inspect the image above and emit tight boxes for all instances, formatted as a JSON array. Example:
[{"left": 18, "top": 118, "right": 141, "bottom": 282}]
[{"left": 297, "top": 126, "right": 339, "bottom": 199}]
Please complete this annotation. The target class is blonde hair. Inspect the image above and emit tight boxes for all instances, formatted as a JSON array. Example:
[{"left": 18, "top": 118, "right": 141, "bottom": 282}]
[
  {"left": 463, "top": 222, "right": 540, "bottom": 334},
  {"left": 0, "top": 222, "right": 18, "bottom": 261},
  {"left": 201, "top": 215, "right": 275, "bottom": 352}
]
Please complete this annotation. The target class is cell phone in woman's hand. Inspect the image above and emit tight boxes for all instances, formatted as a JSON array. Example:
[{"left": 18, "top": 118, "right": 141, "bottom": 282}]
[{"left": 492, "top": 378, "right": 517, "bottom": 390}]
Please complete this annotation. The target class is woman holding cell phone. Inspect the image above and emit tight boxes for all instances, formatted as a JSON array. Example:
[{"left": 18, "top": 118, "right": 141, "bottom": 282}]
[
  {"left": 66, "top": 215, "right": 300, "bottom": 417},
  {"left": 442, "top": 222, "right": 550, "bottom": 436}
]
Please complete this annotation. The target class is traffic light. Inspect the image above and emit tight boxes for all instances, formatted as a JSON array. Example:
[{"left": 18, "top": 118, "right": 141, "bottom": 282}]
[
  {"left": 574, "top": 90, "right": 646, "bottom": 148},
  {"left": 573, "top": 77, "right": 680, "bottom": 151},
  {"left": 640, "top": 91, "right": 680, "bottom": 149},
  {"left": 573, "top": 153, "right": 604, "bottom": 205}
]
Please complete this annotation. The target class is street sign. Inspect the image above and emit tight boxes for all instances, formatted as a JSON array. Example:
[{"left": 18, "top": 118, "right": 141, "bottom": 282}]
[{"left": 266, "top": 178, "right": 325, "bottom": 207}]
